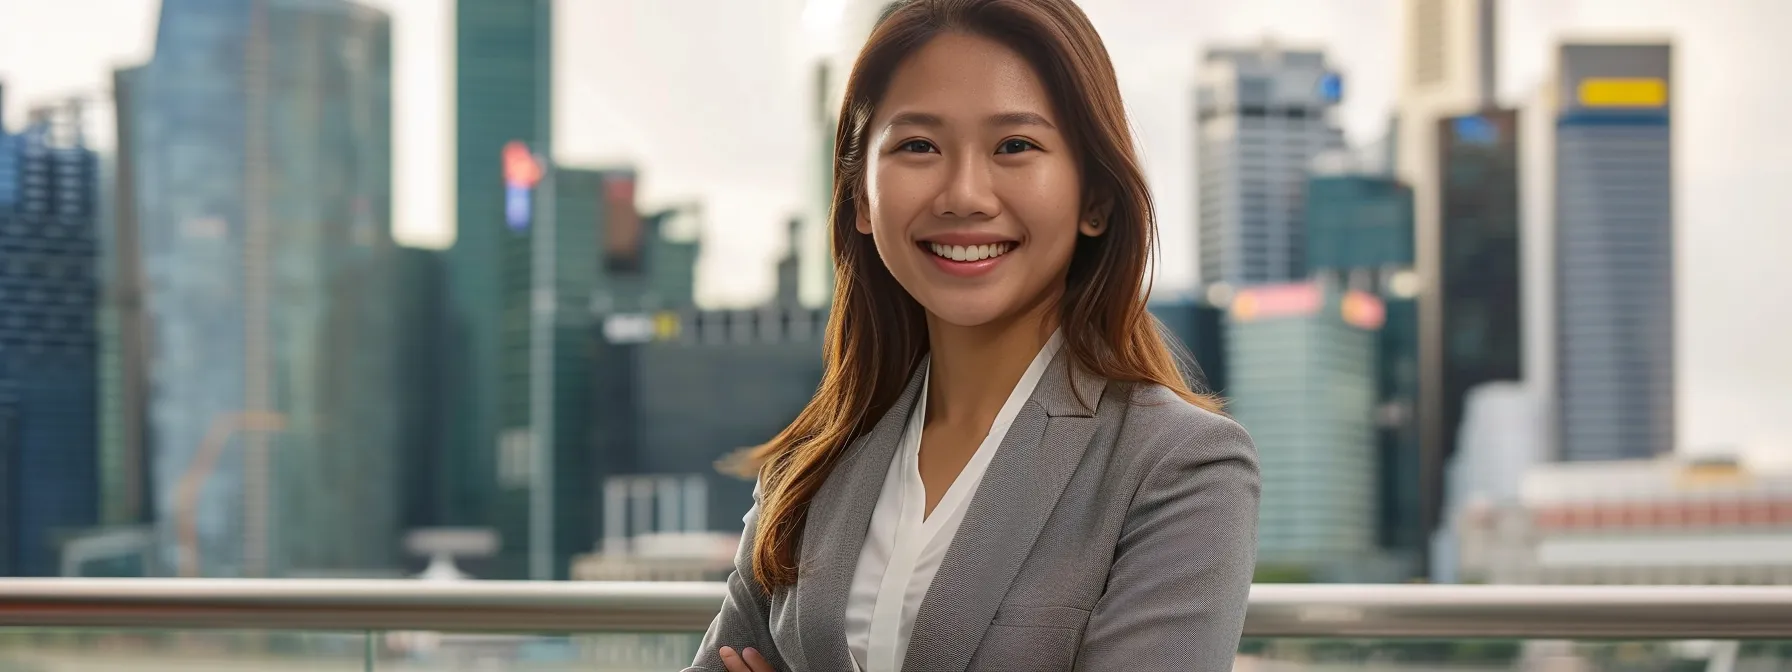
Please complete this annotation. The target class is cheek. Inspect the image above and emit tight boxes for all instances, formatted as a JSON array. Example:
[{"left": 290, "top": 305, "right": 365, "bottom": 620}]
[
  {"left": 866, "top": 167, "right": 930, "bottom": 238},
  {"left": 1003, "top": 167, "right": 1083, "bottom": 247}
]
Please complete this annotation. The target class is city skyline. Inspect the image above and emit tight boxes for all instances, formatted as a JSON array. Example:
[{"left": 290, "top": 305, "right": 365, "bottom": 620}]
[{"left": 3, "top": 0, "right": 1788, "bottom": 458}]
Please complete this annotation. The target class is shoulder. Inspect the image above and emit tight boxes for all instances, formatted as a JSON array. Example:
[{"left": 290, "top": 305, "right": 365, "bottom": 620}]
[{"left": 1108, "top": 382, "right": 1258, "bottom": 474}]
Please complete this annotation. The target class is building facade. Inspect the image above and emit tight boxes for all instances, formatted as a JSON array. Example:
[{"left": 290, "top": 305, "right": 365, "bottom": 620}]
[
  {"left": 100, "top": 70, "right": 154, "bottom": 532},
  {"left": 443, "top": 0, "right": 552, "bottom": 575},
  {"left": 1226, "top": 281, "right": 1393, "bottom": 581},
  {"left": 0, "top": 96, "right": 103, "bottom": 576},
  {"left": 1394, "top": 0, "right": 1502, "bottom": 557},
  {"left": 124, "top": 0, "right": 400, "bottom": 577},
  {"left": 1421, "top": 107, "right": 1525, "bottom": 555},
  {"left": 1552, "top": 42, "right": 1676, "bottom": 462},
  {"left": 591, "top": 304, "right": 828, "bottom": 545},
  {"left": 1304, "top": 163, "right": 1424, "bottom": 576},
  {"left": 392, "top": 246, "right": 450, "bottom": 537},
  {"left": 1456, "top": 456, "right": 1792, "bottom": 585},
  {"left": 1304, "top": 175, "right": 1414, "bottom": 274},
  {"left": 1195, "top": 43, "right": 1345, "bottom": 288}
]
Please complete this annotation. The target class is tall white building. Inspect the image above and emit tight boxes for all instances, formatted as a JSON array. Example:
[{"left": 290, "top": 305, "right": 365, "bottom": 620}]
[
  {"left": 1431, "top": 381, "right": 1547, "bottom": 581},
  {"left": 1194, "top": 41, "right": 1345, "bottom": 288}
]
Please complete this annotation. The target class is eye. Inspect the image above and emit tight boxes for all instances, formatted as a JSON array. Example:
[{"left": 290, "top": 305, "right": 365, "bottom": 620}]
[
  {"left": 897, "top": 139, "right": 937, "bottom": 154},
  {"left": 996, "top": 138, "right": 1039, "bottom": 154}
]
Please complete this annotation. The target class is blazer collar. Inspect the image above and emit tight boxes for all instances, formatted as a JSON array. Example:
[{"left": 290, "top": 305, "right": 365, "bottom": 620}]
[
  {"left": 793, "top": 347, "right": 1108, "bottom": 672},
  {"left": 791, "top": 354, "right": 928, "bottom": 672}
]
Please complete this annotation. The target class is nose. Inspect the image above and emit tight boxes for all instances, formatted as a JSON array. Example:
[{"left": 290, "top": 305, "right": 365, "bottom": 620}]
[{"left": 934, "top": 153, "right": 1001, "bottom": 220}]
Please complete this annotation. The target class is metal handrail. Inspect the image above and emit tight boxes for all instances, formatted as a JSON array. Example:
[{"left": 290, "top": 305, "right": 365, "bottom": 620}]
[{"left": 2, "top": 579, "right": 1792, "bottom": 639}]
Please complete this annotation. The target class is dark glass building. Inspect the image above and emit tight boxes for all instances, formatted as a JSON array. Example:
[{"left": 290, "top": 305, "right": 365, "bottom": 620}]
[
  {"left": 591, "top": 306, "right": 828, "bottom": 537},
  {"left": 444, "top": 0, "right": 552, "bottom": 574},
  {"left": 1148, "top": 298, "right": 1228, "bottom": 397},
  {"left": 1305, "top": 176, "right": 1414, "bottom": 272},
  {"left": 393, "top": 246, "right": 449, "bottom": 535},
  {"left": 0, "top": 97, "right": 102, "bottom": 577},
  {"left": 1416, "top": 107, "right": 1522, "bottom": 544}
]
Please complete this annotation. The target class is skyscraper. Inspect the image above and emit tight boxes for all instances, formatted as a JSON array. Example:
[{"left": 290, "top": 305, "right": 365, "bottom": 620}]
[
  {"left": 100, "top": 69, "right": 153, "bottom": 531},
  {"left": 490, "top": 165, "right": 696, "bottom": 579},
  {"left": 1303, "top": 162, "right": 1424, "bottom": 575},
  {"left": 124, "top": 0, "right": 399, "bottom": 577},
  {"left": 1396, "top": 0, "right": 1498, "bottom": 264},
  {"left": 806, "top": 61, "right": 838, "bottom": 308},
  {"left": 1552, "top": 42, "right": 1675, "bottom": 462},
  {"left": 1195, "top": 42, "right": 1346, "bottom": 288},
  {"left": 1226, "top": 281, "right": 1390, "bottom": 582},
  {"left": 1432, "top": 108, "right": 1524, "bottom": 482},
  {"left": 1395, "top": 0, "right": 1521, "bottom": 560},
  {"left": 0, "top": 96, "right": 102, "bottom": 577},
  {"left": 392, "top": 246, "right": 449, "bottom": 536},
  {"left": 446, "top": 0, "right": 551, "bottom": 578}
]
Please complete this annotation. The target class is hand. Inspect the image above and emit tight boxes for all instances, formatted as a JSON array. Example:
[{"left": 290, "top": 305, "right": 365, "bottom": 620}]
[{"left": 719, "top": 645, "right": 778, "bottom": 672}]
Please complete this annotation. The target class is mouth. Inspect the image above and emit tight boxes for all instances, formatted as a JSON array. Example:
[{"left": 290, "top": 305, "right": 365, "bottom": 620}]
[
  {"left": 916, "top": 239, "right": 1017, "bottom": 278},
  {"left": 922, "top": 241, "right": 1016, "bottom": 263}
]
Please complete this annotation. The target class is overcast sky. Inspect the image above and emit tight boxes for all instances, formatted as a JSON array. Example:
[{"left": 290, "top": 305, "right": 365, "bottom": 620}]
[{"left": 2, "top": 0, "right": 1788, "bottom": 455}]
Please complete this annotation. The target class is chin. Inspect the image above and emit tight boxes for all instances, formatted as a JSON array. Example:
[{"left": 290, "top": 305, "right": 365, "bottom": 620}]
[{"left": 914, "top": 290, "right": 1026, "bottom": 329}]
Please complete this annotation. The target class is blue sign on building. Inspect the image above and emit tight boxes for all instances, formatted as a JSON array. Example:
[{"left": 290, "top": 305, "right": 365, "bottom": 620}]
[
  {"left": 1319, "top": 72, "right": 1344, "bottom": 104},
  {"left": 1453, "top": 115, "right": 1500, "bottom": 145}
]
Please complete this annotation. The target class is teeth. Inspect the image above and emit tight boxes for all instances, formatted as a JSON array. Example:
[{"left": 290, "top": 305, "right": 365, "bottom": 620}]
[{"left": 928, "top": 242, "right": 1012, "bottom": 262}]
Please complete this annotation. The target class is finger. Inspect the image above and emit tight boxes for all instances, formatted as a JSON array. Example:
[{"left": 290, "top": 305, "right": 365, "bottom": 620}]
[
  {"left": 743, "top": 647, "right": 777, "bottom": 672},
  {"left": 719, "top": 646, "right": 750, "bottom": 672}
]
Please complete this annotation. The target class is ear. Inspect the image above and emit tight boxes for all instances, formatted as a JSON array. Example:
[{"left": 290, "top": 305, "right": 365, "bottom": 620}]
[
  {"left": 854, "top": 188, "right": 873, "bottom": 234},
  {"left": 1078, "top": 192, "right": 1114, "bottom": 237}
]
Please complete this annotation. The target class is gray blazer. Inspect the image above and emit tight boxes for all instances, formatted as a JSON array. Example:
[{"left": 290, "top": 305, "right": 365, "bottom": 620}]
[{"left": 686, "top": 349, "right": 1260, "bottom": 672}]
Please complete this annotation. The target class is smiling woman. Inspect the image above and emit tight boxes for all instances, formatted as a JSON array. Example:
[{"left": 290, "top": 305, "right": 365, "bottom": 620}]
[{"left": 687, "top": 1, "right": 1259, "bottom": 671}]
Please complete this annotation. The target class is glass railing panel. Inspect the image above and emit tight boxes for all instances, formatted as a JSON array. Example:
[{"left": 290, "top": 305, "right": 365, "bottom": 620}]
[
  {"left": 0, "top": 629, "right": 375, "bottom": 672},
  {"left": 370, "top": 632, "right": 703, "bottom": 671},
  {"left": 1237, "top": 638, "right": 1792, "bottom": 671}
]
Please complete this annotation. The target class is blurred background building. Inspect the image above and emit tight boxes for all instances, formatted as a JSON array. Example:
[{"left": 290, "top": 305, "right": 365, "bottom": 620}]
[
  {"left": 1455, "top": 454, "right": 1792, "bottom": 585},
  {"left": 0, "top": 93, "right": 102, "bottom": 577},
  {"left": 1195, "top": 42, "right": 1346, "bottom": 288},
  {"left": 1225, "top": 281, "right": 1396, "bottom": 582},
  {"left": 117, "top": 0, "right": 401, "bottom": 579},
  {"left": 1551, "top": 41, "right": 1676, "bottom": 463}
]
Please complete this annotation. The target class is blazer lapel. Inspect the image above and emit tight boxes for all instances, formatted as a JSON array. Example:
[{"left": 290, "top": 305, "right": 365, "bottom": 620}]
[
  {"left": 902, "top": 351, "right": 1107, "bottom": 672},
  {"left": 792, "top": 357, "right": 928, "bottom": 672}
]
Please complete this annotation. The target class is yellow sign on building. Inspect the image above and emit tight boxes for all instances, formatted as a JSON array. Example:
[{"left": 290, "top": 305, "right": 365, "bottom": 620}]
[
  {"left": 653, "top": 312, "right": 682, "bottom": 341},
  {"left": 1578, "top": 77, "right": 1667, "bottom": 108}
]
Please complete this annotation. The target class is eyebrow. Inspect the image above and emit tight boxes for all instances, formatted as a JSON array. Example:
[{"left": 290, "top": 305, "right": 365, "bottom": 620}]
[{"left": 885, "top": 111, "right": 1057, "bottom": 130}]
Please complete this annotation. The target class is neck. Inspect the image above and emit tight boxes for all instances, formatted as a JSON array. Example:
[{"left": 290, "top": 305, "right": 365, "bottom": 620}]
[{"left": 924, "top": 301, "right": 1058, "bottom": 427}]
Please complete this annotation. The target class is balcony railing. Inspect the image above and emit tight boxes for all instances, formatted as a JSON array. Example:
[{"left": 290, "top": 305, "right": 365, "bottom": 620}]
[{"left": 1, "top": 579, "right": 1791, "bottom": 638}]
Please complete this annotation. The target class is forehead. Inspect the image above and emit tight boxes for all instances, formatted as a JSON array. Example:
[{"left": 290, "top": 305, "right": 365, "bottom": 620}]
[{"left": 876, "top": 32, "right": 1057, "bottom": 124}]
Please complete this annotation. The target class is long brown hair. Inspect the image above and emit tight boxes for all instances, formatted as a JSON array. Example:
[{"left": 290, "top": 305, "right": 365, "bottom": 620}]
[{"left": 738, "top": 0, "right": 1222, "bottom": 590}]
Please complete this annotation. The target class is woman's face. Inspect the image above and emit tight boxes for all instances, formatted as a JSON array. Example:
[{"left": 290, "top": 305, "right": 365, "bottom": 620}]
[{"left": 859, "top": 31, "right": 1102, "bottom": 329}]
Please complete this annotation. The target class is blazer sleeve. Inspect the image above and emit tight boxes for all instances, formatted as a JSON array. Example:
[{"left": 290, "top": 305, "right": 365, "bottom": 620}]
[
  {"left": 1074, "top": 413, "right": 1261, "bottom": 672},
  {"left": 685, "top": 481, "right": 789, "bottom": 672}
]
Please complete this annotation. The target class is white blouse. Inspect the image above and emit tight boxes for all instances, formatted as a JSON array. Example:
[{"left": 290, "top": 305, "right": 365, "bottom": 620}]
[{"left": 843, "top": 330, "right": 1064, "bottom": 672}]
